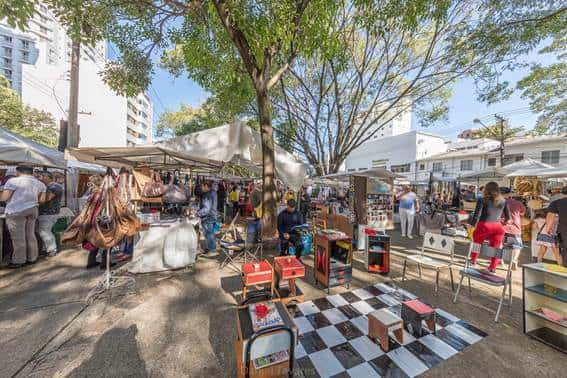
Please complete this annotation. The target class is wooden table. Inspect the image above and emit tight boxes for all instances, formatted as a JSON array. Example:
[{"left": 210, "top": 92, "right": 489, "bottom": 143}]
[
  {"left": 235, "top": 300, "right": 297, "bottom": 377},
  {"left": 314, "top": 232, "right": 353, "bottom": 291},
  {"left": 274, "top": 256, "right": 305, "bottom": 305}
]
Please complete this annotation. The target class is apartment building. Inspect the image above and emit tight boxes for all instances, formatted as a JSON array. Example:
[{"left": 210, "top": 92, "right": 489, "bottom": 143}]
[
  {"left": 415, "top": 134, "right": 567, "bottom": 182},
  {"left": 0, "top": 2, "right": 153, "bottom": 147},
  {"left": 345, "top": 130, "right": 448, "bottom": 182}
]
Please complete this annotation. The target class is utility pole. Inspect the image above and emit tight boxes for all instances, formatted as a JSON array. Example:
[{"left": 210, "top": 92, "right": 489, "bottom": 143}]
[
  {"left": 67, "top": 39, "right": 81, "bottom": 148},
  {"left": 495, "top": 114, "right": 506, "bottom": 167}
]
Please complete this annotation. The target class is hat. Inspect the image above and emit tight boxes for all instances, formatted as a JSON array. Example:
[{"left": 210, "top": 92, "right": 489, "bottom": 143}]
[
  {"left": 499, "top": 187, "right": 511, "bottom": 194},
  {"left": 287, "top": 199, "right": 297, "bottom": 207}
]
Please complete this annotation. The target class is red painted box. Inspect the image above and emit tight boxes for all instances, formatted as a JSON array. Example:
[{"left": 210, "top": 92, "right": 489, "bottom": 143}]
[
  {"left": 403, "top": 299, "right": 434, "bottom": 315},
  {"left": 242, "top": 260, "right": 273, "bottom": 286},
  {"left": 274, "top": 256, "right": 305, "bottom": 280}
]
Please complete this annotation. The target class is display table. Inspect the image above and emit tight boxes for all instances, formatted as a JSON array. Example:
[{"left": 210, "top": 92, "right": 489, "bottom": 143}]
[
  {"left": 241, "top": 260, "right": 274, "bottom": 300},
  {"left": 235, "top": 300, "right": 296, "bottom": 377},
  {"left": 522, "top": 263, "right": 567, "bottom": 353},
  {"left": 314, "top": 232, "right": 353, "bottom": 291},
  {"left": 274, "top": 256, "right": 305, "bottom": 305},
  {"left": 127, "top": 217, "right": 199, "bottom": 273}
]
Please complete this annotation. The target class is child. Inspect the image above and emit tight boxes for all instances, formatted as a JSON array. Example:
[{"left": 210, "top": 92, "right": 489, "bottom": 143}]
[{"left": 534, "top": 209, "right": 563, "bottom": 266}]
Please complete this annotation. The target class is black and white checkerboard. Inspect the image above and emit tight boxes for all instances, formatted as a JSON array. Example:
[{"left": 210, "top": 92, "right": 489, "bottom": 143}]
[{"left": 288, "top": 282, "right": 487, "bottom": 378}]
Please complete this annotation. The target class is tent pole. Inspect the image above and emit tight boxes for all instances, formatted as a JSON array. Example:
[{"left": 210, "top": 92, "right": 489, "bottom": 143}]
[{"left": 64, "top": 169, "right": 68, "bottom": 207}]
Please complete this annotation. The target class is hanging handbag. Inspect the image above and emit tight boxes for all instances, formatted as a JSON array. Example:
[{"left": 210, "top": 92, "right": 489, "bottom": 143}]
[
  {"left": 142, "top": 172, "right": 164, "bottom": 198},
  {"left": 162, "top": 174, "right": 188, "bottom": 203}
]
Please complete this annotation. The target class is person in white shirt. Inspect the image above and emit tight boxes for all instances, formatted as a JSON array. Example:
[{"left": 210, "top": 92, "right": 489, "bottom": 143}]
[
  {"left": 397, "top": 186, "right": 420, "bottom": 239},
  {"left": 0, "top": 166, "right": 47, "bottom": 268}
]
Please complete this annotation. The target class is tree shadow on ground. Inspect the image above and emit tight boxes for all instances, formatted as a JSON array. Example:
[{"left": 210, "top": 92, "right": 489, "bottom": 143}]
[{"left": 68, "top": 324, "right": 147, "bottom": 378}]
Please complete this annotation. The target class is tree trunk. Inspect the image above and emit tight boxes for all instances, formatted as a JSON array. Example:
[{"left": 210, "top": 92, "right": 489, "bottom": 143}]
[{"left": 257, "top": 88, "right": 278, "bottom": 237}]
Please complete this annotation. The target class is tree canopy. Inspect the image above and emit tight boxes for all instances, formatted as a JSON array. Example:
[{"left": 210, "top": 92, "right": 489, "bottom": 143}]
[{"left": 0, "top": 76, "right": 58, "bottom": 148}]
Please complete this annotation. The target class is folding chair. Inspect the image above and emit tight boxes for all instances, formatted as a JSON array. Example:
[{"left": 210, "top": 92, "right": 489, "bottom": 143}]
[
  {"left": 219, "top": 216, "right": 263, "bottom": 272},
  {"left": 453, "top": 241, "right": 514, "bottom": 322},
  {"left": 402, "top": 232, "right": 455, "bottom": 293}
]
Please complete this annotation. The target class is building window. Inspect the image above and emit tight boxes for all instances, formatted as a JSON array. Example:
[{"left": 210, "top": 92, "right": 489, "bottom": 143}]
[
  {"left": 460, "top": 160, "right": 473, "bottom": 171},
  {"left": 2, "top": 57, "right": 11, "bottom": 66},
  {"left": 2, "top": 47, "right": 12, "bottom": 56},
  {"left": 20, "top": 40, "right": 30, "bottom": 49},
  {"left": 347, "top": 168, "right": 356, "bottom": 172},
  {"left": 487, "top": 157, "right": 497, "bottom": 167},
  {"left": 419, "top": 163, "right": 425, "bottom": 171},
  {"left": 541, "top": 150, "right": 560, "bottom": 165},
  {"left": 503, "top": 153, "right": 523, "bottom": 166},
  {"left": 3, "top": 69, "right": 12, "bottom": 77},
  {"left": 2, "top": 35, "right": 12, "bottom": 43},
  {"left": 21, "top": 51, "right": 29, "bottom": 61},
  {"left": 372, "top": 159, "right": 388, "bottom": 168},
  {"left": 391, "top": 163, "right": 411, "bottom": 173},
  {"left": 432, "top": 162, "right": 442, "bottom": 172}
]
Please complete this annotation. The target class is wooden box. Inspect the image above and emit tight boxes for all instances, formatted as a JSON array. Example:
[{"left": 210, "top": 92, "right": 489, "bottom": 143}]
[
  {"left": 242, "top": 261, "right": 273, "bottom": 286},
  {"left": 274, "top": 256, "right": 305, "bottom": 280}
]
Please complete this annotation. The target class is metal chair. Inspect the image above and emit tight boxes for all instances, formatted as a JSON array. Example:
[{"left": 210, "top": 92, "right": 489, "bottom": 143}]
[
  {"left": 402, "top": 232, "right": 455, "bottom": 293},
  {"left": 453, "top": 241, "right": 514, "bottom": 322},
  {"left": 219, "top": 217, "right": 262, "bottom": 272}
]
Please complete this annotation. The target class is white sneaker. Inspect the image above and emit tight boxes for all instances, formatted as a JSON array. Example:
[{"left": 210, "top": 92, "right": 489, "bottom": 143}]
[
  {"left": 407, "top": 235, "right": 413, "bottom": 239},
  {"left": 401, "top": 234, "right": 406, "bottom": 238}
]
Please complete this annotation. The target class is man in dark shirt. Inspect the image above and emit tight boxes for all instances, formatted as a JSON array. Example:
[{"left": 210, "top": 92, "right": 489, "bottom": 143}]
[
  {"left": 277, "top": 199, "right": 305, "bottom": 259},
  {"left": 38, "top": 171, "right": 63, "bottom": 256},
  {"left": 198, "top": 181, "right": 218, "bottom": 254},
  {"left": 547, "top": 186, "right": 567, "bottom": 267}
]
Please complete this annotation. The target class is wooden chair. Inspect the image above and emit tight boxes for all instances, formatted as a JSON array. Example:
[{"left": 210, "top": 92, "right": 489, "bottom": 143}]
[
  {"left": 453, "top": 242, "right": 514, "bottom": 322},
  {"left": 402, "top": 232, "right": 455, "bottom": 293}
]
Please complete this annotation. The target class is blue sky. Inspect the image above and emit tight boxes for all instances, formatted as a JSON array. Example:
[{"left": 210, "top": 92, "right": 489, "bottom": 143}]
[{"left": 145, "top": 53, "right": 550, "bottom": 140}]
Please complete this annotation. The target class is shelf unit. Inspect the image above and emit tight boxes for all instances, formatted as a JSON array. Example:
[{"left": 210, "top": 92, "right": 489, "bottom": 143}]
[{"left": 522, "top": 263, "right": 567, "bottom": 354}]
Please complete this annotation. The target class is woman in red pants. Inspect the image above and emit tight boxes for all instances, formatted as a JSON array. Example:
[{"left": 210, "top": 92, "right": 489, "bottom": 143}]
[{"left": 469, "top": 182, "right": 511, "bottom": 272}]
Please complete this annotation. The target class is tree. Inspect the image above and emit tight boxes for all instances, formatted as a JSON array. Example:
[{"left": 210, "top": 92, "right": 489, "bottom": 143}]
[
  {"left": 0, "top": 76, "right": 59, "bottom": 147},
  {"left": 156, "top": 100, "right": 227, "bottom": 138}
]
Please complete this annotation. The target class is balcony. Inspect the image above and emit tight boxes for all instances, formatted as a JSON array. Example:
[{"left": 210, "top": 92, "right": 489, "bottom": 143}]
[{"left": 126, "top": 133, "right": 146, "bottom": 146}]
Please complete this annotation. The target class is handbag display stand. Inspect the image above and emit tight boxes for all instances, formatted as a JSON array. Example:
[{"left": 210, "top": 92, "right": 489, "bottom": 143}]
[{"left": 86, "top": 175, "right": 136, "bottom": 303}]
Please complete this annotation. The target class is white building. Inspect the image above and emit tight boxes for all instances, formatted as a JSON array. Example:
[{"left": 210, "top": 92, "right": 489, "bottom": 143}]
[
  {"left": 359, "top": 107, "right": 412, "bottom": 141},
  {"left": 345, "top": 130, "right": 448, "bottom": 182},
  {"left": 0, "top": 2, "right": 152, "bottom": 147},
  {"left": 416, "top": 134, "right": 567, "bottom": 182}
]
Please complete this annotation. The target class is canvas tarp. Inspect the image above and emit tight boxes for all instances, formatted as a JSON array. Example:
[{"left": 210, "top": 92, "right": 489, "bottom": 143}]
[
  {"left": 159, "top": 122, "right": 307, "bottom": 190},
  {"left": 0, "top": 127, "right": 66, "bottom": 168},
  {"left": 459, "top": 158, "right": 554, "bottom": 180}
]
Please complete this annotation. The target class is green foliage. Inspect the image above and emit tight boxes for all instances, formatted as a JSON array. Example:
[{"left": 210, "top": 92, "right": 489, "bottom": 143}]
[
  {"left": 0, "top": 76, "right": 58, "bottom": 147},
  {"left": 0, "top": 0, "right": 35, "bottom": 29},
  {"left": 473, "top": 122, "right": 524, "bottom": 141},
  {"left": 156, "top": 99, "right": 227, "bottom": 138}
]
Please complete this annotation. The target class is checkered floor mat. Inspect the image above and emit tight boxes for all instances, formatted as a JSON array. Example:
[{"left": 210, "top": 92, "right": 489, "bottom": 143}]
[{"left": 288, "top": 282, "right": 487, "bottom": 378}]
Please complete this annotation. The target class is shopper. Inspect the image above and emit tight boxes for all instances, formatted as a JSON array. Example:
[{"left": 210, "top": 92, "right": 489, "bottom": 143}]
[
  {"left": 546, "top": 186, "right": 567, "bottom": 267},
  {"left": 300, "top": 186, "right": 311, "bottom": 219},
  {"left": 198, "top": 181, "right": 218, "bottom": 254},
  {"left": 398, "top": 186, "right": 419, "bottom": 239},
  {"left": 500, "top": 187, "right": 525, "bottom": 270},
  {"left": 534, "top": 209, "right": 563, "bottom": 266},
  {"left": 469, "top": 182, "right": 511, "bottom": 272},
  {"left": 38, "top": 171, "right": 64, "bottom": 257},
  {"left": 228, "top": 184, "right": 240, "bottom": 219},
  {"left": 217, "top": 181, "right": 226, "bottom": 221},
  {"left": 0, "top": 166, "right": 46, "bottom": 268},
  {"left": 277, "top": 199, "right": 305, "bottom": 260}
]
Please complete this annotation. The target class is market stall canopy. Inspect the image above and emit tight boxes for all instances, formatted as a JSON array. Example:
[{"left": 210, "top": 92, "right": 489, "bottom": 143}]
[
  {"left": 320, "top": 167, "right": 403, "bottom": 182},
  {"left": 159, "top": 122, "right": 307, "bottom": 190},
  {"left": 65, "top": 146, "right": 222, "bottom": 171},
  {"left": 0, "top": 127, "right": 66, "bottom": 168},
  {"left": 459, "top": 158, "right": 554, "bottom": 180}
]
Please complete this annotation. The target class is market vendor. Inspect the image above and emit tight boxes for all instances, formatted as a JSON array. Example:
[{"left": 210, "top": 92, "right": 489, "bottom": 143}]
[
  {"left": 38, "top": 171, "right": 63, "bottom": 257},
  {"left": 277, "top": 199, "right": 305, "bottom": 260},
  {"left": 0, "top": 166, "right": 47, "bottom": 268},
  {"left": 500, "top": 187, "right": 525, "bottom": 271},
  {"left": 546, "top": 186, "right": 567, "bottom": 267},
  {"left": 198, "top": 181, "right": 218, "bottom": 255}
]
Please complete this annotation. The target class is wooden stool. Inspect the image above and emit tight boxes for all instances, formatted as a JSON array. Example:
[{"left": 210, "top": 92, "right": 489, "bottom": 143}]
[
  {"left": 368, "top": 309, "right": 404, "bottom": 352},
  {"left": 274, "top": 256, "right": 305, "bottom": 305},
  {"left": 241, "top": 260, "right": 274, "bottom": 300},
  {"left": 401, "top": 299, "right": 436, "bottom": 337}
]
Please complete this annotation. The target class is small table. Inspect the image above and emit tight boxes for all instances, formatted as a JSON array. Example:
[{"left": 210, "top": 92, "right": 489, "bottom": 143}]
[
  {"left": 235, "top": 300, "right": 296, "bottom": 377},
  {"left": 401, "top": 299, "right": 436, "bottom": 337},
  {"left": 368, "top": 308, "right": 404, "bottom": 352},
  {"left": 274, "top": 256, "right": 305, "bottom": 305},
  {"left": 242, "top": 260, "right": 274, "bottom": 300}
]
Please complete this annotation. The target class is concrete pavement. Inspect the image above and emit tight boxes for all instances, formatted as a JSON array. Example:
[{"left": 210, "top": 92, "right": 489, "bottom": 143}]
[{"left": 1, "top": 230, "right": 565, "bottom": 377}]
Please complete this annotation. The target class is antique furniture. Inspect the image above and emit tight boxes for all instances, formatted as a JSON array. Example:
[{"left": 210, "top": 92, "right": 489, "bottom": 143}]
[
  {"left": 241, "top": 260, "right": 274, "bottom": 301},
  {"left": 401, "top": 299, "right": 436, "bottom": 337},
  {"left": 368, "top": 308, "right": 404, "bottom": 352},
  {"left": 364, "top": 228, "right": 390, "bottom": 274},
  {"left": 273, "top": 256, "right": 305, "bottom": 305},
  {"left": 314, "top": 232, "right": 353, "bottom": 291}
]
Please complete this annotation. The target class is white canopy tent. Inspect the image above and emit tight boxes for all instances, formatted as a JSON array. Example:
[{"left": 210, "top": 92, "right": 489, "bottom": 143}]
[
  {"left": 0, "top": 127, "right": 66, "bottom": 168},
  {"left": 459, "top": 158, "right": 554, "bottom": 180},
  {"left": 159, "top": 122, "right": 307, "bottom": 190},
  {"left": 320, "top": 167, "right": 403, "bottom": 182}
]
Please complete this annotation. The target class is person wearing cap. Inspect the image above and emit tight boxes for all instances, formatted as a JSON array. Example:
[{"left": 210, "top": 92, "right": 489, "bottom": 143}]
[
  {"left": 277, "top": 199, "right": 305, "bottom": 260},
  {"left": 500, "top": 187, "right": 526, "bottom": 270},
  {"left": 0, "top": 166, "right": 47, "bottom": 268},
  {"left": 37, "top": 171, "right": 64, "bottom": 257},
  {"left": 546, "top": 186, "right": 567, "bottom": 267}
]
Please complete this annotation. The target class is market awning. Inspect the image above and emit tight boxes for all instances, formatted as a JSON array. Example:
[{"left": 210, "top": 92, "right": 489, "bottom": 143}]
[
  {"left": 0, "top": 127, "right": 66, "bottom": 168},
  {"left": 159, "top": 122, "right": 307, "bottom": 190},
  {"left": 508, "top": 165, "right": 567, "bottom": 178},
  {"left": 459, "top": 158, "right": 554, "bottom": 180},
  {"left": 65, "top": 146, "right": 222, "bottom": 171}
]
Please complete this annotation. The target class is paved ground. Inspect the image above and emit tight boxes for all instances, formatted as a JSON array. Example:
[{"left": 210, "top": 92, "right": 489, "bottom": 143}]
[{"left": 1, "top": 230, "right": 565, "bottom": 377}]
